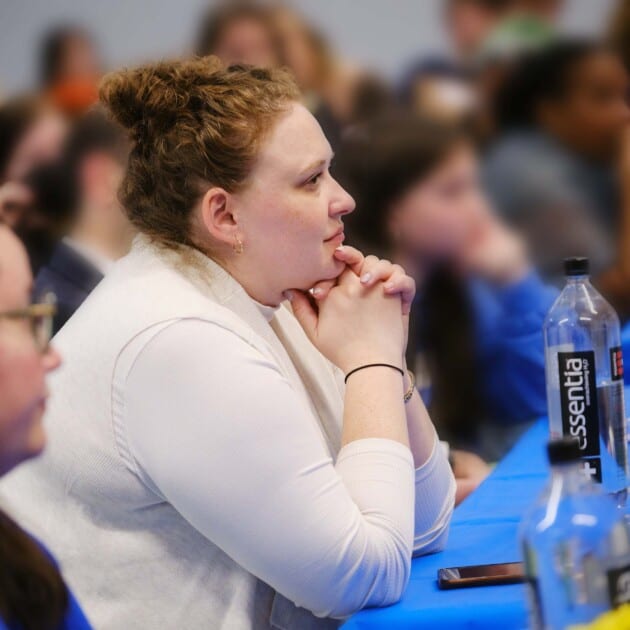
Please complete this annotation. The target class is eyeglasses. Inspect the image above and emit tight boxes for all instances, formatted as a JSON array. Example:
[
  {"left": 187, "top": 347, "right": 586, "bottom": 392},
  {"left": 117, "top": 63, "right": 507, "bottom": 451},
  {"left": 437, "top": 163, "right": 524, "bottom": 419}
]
[{"left": 0, "top": 293, "right": 57, "bottom": 352}]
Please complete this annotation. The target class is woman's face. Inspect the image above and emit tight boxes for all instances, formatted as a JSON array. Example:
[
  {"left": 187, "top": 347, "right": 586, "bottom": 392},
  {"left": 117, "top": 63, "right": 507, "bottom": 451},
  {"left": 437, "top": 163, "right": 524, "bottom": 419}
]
[
  {"left": 0, "top": 226, "right": 61, "bottom": 476},
  {"left": 231, "top": 102, "right": 355, "bottom": 303},
  {"left": 542, "top": 52, "right": 630, "bottom": 160},
  {"left": 388, "top": 144, "right": 491, "bottom": 263}
]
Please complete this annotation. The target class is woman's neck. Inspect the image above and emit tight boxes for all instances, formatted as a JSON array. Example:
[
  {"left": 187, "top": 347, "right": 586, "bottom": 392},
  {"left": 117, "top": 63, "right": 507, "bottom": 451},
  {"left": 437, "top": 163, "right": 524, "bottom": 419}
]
[{"left": 220, "top": 257, "right": 285, "bottom": 308}]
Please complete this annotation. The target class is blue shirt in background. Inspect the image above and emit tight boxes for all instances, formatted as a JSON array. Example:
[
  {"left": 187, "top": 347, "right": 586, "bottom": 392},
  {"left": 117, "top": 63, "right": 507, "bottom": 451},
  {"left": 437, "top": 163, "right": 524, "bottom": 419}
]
[
  {"left": 470, "top": 271, "right": 557, "bottom": 426},
  {"left": 412, "top": 270, "right": 558, "bottom": 460}
]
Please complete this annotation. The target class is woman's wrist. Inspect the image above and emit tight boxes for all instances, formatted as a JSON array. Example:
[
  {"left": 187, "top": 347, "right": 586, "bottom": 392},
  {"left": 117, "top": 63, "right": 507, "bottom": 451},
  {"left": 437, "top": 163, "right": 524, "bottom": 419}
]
[
  {"left": 344, "top": 362, "right": 404, "bottom": 384},
  {"left": 339, "top": 347, "right": 403, "bottom": 375}
]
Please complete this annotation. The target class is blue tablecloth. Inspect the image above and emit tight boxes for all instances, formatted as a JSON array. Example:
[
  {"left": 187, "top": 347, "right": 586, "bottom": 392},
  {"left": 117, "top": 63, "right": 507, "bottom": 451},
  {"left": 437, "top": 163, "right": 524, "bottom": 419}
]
[{"left": 345, "top": 419, "right": 551, "bottom": 630}]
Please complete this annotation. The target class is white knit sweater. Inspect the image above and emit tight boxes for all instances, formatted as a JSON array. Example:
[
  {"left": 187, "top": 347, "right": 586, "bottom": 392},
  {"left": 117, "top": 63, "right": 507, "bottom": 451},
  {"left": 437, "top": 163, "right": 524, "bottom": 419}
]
[{"left": 0, "top": 236, "right": 455, "bottom": 630}]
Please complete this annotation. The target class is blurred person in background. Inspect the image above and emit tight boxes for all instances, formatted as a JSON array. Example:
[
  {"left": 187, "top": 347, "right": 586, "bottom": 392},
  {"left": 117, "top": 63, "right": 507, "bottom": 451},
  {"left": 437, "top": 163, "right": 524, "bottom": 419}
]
[
  {"left": 609, "top": 0, "right": 630, "bottom": 72},
  {"left": 0, "top": 96, "right": 69, "bottom": 271},
  {"left": 196, "top": 2, "right": 392, "bottom": 151},
  {"left": 476, "top": 0, "right": 561, "bottom": 63},
  {"left": 444, "top": 0, "right": 518, "bottom": 60},
  {"left": 271, "top": 5, "right": 393, "bottom": 150},
  {"left": 0, "top": 224, "right": 90, "bottom": 630},
  {"left": 398, "top": 59, "right": 479, "bottom": 125},
  {"left": 337, "top": 113, "right": 557, "bottom": 461},
  {"left": 195, "top": 2, "right": 284, "bottom": 69},
  {"left": 35, "top": 108, "right": 133, "bottom": 335},
  {"left": 444, "top": 0, "right": 561, "bottom": 61},
  {"left": 39, "top": 26, "right": 102, "bottom": 117},
  {"left": 484, "top": 40, "right": 630, "bottom": 316},
  {"left": 418, "top": 0, "right": 558, "bottom": 145}
]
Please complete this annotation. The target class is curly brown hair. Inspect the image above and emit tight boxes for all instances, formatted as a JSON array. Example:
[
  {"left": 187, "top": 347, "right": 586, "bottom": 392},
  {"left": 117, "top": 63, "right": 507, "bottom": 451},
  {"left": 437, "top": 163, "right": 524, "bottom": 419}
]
[{"left": 99, "top": 56, "right": 300, "bottom": 248}]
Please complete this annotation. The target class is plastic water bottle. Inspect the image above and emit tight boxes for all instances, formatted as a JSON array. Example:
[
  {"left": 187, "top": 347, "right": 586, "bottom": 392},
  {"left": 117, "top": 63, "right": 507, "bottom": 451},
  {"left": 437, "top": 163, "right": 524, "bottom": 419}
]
[
  {"left": 520, "top": 439, "right": 630, "bottom": 629},
  {"left": 543, "top": 257, "right": 628, "bottom": 504}
]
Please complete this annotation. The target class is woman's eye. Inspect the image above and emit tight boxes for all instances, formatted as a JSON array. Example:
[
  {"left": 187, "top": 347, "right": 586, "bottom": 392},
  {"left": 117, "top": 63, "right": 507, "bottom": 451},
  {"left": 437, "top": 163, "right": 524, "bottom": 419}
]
[{"left": 305, "top": 172, "right": 323, "bottom": 187}]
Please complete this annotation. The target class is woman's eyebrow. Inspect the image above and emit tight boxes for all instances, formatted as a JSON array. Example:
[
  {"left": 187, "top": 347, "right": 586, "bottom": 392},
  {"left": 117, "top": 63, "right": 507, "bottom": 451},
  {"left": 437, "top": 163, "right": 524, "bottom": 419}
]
[{"left": 297, "top": 154, "right": 335, "bottom": 178}]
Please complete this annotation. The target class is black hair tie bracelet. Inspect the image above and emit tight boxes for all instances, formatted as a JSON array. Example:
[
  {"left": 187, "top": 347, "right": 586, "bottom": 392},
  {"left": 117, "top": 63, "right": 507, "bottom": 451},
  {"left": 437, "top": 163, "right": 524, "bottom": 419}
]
[{"left": 344, "top": 363, "right": 405, "bottom": 384}]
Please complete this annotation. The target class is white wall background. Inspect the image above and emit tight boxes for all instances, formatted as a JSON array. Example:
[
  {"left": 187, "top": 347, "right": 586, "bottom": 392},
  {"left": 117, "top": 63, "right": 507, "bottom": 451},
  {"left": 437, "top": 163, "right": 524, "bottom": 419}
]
[{"left": 0, "top": 0, "right": 619, "bottom": 96}]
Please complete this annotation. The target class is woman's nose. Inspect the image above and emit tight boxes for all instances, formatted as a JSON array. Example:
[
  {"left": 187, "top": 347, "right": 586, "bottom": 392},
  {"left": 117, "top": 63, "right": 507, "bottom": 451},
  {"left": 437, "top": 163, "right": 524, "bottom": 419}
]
[
  {"left": 330, "top": 179, "right": 356, "bottom": 217},
  {"left": 42, "top": 345, "right": 62, "bottom": 373}
]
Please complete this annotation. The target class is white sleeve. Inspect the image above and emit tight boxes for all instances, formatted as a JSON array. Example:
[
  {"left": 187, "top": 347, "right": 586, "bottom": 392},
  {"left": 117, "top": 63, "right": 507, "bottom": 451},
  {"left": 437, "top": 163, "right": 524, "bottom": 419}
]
[
  {"left": 412, "top": 434, "right": 456, "bottom": 556},
  {"left": 119, "top": 318, "right": 416, "bottom": 619}
]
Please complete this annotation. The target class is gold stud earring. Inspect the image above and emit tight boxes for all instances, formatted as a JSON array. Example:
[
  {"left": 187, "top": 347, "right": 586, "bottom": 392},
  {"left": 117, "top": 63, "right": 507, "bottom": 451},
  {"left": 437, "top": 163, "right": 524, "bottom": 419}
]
[{"left": 233, "top": 237, "right": 244, "bottom": 254}]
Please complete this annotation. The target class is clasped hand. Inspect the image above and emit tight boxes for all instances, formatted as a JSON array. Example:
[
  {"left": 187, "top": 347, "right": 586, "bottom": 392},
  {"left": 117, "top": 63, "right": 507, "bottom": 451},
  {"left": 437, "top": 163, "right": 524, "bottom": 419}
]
[{"left": 286, "top": 246, "right": 415, "bottom": 374}]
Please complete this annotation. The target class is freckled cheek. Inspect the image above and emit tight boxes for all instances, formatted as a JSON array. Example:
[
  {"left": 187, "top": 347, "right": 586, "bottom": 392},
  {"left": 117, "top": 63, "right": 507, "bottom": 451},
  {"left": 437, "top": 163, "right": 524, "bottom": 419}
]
[{"left": 283, "top": 206, "right": 327, "bottom": 248}]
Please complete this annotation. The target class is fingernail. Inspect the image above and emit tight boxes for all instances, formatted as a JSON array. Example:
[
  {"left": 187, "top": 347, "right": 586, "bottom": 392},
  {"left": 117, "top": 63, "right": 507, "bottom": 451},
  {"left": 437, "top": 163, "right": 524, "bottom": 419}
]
[
  {"left": 360, "top": 272, "right": 372, "bottom": 283},
  {"left": 312, "top": 287, "right": 322, "bottom": 297},
  {"left": 283, "top": 290, "right": 294, "bottom": 301},
  {"left": 335, "top": 246, "right": 345, "bottom": 252},
  {"left": 384, "top": 282, "right": 394, "bottom": 290}
]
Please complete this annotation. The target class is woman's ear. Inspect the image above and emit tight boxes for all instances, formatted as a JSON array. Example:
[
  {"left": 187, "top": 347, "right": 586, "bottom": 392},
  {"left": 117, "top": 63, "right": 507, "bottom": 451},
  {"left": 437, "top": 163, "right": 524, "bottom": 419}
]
[{"left": 198, "top": 186, "right": 240, "bottom": 247}]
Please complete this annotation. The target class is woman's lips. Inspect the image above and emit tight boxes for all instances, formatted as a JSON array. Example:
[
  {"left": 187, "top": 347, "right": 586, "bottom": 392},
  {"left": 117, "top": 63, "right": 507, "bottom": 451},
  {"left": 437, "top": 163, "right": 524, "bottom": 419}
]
[{"left": 325, "top": 229, "right": 345, "bottom": 244}]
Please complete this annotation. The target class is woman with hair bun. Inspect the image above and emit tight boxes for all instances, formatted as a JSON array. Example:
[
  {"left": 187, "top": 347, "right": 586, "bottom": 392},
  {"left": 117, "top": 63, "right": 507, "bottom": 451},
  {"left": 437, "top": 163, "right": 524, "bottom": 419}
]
[{"left": 1, "top": 57, "right": 454, "bottom": 629}]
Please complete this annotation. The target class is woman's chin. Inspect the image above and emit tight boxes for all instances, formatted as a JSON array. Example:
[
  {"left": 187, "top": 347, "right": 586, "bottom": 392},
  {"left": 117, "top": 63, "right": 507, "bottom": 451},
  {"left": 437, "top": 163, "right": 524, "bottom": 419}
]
[
  {"left": 292, "top": 259, "right": 346, "bottom": 292},
  {"left": 329, "top": 257, "right": 346, "bottom": 277}
]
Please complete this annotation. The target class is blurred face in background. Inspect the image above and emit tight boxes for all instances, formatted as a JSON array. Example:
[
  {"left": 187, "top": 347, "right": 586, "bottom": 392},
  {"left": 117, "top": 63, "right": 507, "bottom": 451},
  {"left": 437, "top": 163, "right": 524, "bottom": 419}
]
[
  {"left": 212, "top": 16, "right": 280, "bottom": 68},
  {"left": 446, "top": 1, "right": 509, "bottom": 57},
  {"left": 4, "top": 108, "right": 68, "bottom": 183},
  {"left": 273, "top": 8, "right": 325, "bottom": 93},
  {"left": 0, "top": 226, "right": 60, "bottom": 476},
  {"left": 387, "top": 144, "right": 492, "bottom": 264},
  {"left": 52, "top": 32, "right": 101, "bottom": 85},
  {"left": 539, "top": 51, "right": 630, "bottom": 161},
  {"left": 76, "top": 149, "right": 133, "bottom": 257}
]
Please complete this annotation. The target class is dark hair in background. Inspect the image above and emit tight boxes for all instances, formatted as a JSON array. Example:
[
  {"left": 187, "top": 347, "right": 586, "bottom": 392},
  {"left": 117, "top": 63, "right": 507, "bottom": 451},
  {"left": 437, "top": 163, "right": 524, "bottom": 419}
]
[
  {"left": 336, "top": 113, "right": 483, "bottom": 446},
  {"left": 0, "top": 96, "right": 44, "bottom": 182},
  {"left": 39, "top": 25, "right": 93, "bottom": 88},
  {"left": 53, "top": 105, "right": 129, "bottom": 226},
  {"left": 0, "top": 510, "right": 68, "bottom": 630},
  {"left": 195, "top": 1, "right": 284, "bottom": 62},
  {"left": 15, "top": 106, "right": 128, "bottom": 233},
  {"left": 494, "top": 39, "right": 607, "bottom": 132},
  {"left": 336, "top": 113, "right": 465, "bottom": 256}
]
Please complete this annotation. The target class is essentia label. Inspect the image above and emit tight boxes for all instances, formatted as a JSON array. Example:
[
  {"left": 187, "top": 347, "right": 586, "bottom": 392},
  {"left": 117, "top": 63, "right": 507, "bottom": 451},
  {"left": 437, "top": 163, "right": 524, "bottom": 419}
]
[{"left": 558, "top": 351, "right": 601, "bottom": 482}]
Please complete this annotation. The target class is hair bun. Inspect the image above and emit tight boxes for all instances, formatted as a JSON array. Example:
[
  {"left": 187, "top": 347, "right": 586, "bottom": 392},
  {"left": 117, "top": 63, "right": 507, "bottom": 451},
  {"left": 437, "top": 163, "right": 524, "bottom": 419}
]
[{"left": 99, "top": 56, "right": 225, "bottom": 137}]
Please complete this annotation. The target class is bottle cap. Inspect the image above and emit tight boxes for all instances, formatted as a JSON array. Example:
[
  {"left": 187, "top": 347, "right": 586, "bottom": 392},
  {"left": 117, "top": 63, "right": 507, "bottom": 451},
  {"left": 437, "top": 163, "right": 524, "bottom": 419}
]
[
  {"left": 564, "top": 257, "right": 589, "bottom": 277},
  {"left": 547, "top": 438, "right": 582, "bottom": 465}
]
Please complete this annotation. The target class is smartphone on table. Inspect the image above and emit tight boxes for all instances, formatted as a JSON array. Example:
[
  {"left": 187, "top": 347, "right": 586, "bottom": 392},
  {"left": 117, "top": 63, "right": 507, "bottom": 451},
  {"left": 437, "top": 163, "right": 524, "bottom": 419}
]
[{"left": 437, "top": 561, "right": 525, "bottom": 589}]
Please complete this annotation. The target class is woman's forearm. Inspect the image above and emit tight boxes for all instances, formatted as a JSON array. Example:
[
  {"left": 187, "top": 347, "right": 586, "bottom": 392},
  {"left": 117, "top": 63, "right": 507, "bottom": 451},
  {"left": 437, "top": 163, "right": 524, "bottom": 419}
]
[{"left": 341, "top": 366, "right": 409, "bottom": 448}]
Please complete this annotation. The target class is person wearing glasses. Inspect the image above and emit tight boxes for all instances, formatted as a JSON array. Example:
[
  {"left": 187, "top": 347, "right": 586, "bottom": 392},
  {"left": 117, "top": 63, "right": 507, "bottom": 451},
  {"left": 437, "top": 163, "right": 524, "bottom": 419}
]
[
  {"left": 0, "top": 224, "right": 91, "bottom": 630},
  {"left": 0, "top": 58, "right": 455, "bottom": 629}
]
